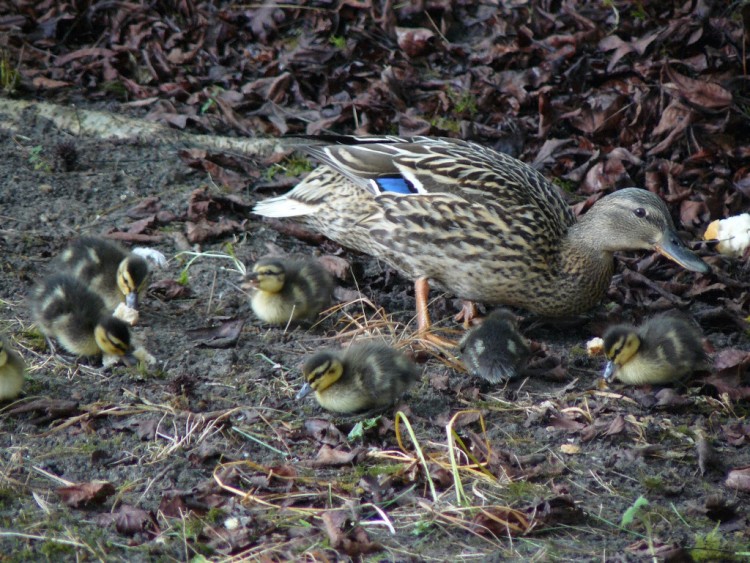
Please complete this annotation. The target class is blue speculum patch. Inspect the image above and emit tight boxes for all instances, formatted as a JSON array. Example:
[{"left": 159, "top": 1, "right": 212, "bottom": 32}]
[{"left": 373, "top": 176, "right": 417, "bottom": 194}]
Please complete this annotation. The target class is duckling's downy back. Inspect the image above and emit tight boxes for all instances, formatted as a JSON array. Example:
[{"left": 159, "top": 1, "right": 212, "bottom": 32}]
[
  {"left": 460, "top": 309, "right": 529, "bottom": 383},
  {"left": 55, "top": 236, "right": 149, "bottom": 310}
]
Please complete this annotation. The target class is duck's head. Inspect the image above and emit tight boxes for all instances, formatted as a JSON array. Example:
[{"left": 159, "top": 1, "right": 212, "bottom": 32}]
[
  {"left": 117, "top": 256, "right": 149, "bottom": 309},
  {"left": 243, "top": 260, "right": 286, "bottom": 294},
  {"left": 602, "top": 325, "right": 641, "bottom": 380},
  {"left": 94, "top": 316, "right": 135, "bottom": 364},
  {"left": 584, "top": 188, "right": 710, "bottom": 274},
  {"left": 297, "top": 352, "right": 344, "bottom": 399}
]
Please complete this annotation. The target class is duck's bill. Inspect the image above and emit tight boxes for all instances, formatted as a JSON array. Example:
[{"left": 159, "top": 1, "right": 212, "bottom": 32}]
[
  {"left": 125, "top": 292, "right": 139, "bottom": 309},
  {"left": 602, "top": 360, "right": 615, "bottom": 381},
  {"left": 296, "top": 382, "right": 313, "bottom": 400},
  {"left": 655, "top": 231, "right": 710, "bottom": 274},
  {"left": 120, "top": 352, "right": 138, "bottom": 367}
]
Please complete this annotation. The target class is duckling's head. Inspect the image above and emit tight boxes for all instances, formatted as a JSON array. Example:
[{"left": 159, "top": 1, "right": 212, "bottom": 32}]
[
  {"left": 602, "top": 325, "right": 641, "bottom": 380},
  {"left": 117, "top": 256, "right": 149, "bottom": 308},
  {"left": 244, "top": 260, "right": 286, "bottom": 294},
  {"left": 296, "top": 352, "right": 344, "bottom": 399},
  {"left": 94, "top": 317, "right": 134, "bottom": 362},
  {"left": 0, "top": 339, "right": 9, "bottom": 367},
  {"left": 582, "top": 188, "right": 709, "bottom": 274}
]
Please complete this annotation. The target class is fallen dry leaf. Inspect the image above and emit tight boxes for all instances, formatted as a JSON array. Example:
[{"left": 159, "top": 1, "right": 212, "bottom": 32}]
[
  {"left": 56, "top": 480, "right": 115, "bottom": 508},
  {"left": 310, "top": 445, "right": 363, "bottom": 467},
  {"left": 321, "top": 510, "right": 382, "bottom": 557},
  {"left": 186, "top": 318, "right": 245, "bottom": 348}
]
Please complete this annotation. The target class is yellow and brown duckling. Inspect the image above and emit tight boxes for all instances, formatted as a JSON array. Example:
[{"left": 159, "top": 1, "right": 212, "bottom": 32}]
[
  {"left": 55, "top": 236, "right": 149, "bottom": 310},
  {"left": 31, "top": 274, "right": 135, "bottom": 364},
  {"left": 0, "top": 337, "right": 25, "bottom": 400},
  {"left": 243, "top": 256, "right": 333, "bottom": 325},
  {"left": 296, "top": 343, "right": 419, "bottom": 413},
  {"left": 602, "top": 311, "right": 707, "bottom": 385},
  {"left": 254, "top": 136, "right": 709, "bottom": 343},
  {"left": 459, "top": 309, "right": 530, "bottom": 383}
]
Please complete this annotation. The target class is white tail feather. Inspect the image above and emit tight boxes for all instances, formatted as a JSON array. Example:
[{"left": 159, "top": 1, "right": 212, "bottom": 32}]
[{"left": 253, "top": 196, "right": 318, "bottom": 218}]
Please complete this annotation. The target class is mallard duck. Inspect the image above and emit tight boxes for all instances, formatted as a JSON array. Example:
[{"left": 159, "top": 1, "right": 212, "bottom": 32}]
[
  {"left": 602, "top": 311, "right": 707, "bottom": 385},
  {"left": 31, "top": 274, "right": 135, "bottom": 363},
  {"left": 459, "top": 309, "right": 530, "bottom": 383},
  {"left": 0, "top": 337, "right": 25, "bottom": 400},
  {"left": 254, "top": 136, "right": 709, "bottom": 341},
  {"left": 296, "top": 342, "right": 419, "bottom": 413},
  {"left": 242, "top": 256, "right": 333, "bottom": 325},
  {"left": 55, "top": 236, "right": 149, "bottom": 310}
]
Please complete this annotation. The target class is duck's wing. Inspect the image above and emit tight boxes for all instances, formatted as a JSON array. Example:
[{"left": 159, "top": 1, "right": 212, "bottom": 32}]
[{"left": 302, "top": 136, "right": 576, "bottom": 236}]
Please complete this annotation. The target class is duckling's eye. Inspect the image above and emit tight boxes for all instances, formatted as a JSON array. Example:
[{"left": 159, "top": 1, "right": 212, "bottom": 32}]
[{"left": 633, "top": 207, "right": 647, "bottom": 218}]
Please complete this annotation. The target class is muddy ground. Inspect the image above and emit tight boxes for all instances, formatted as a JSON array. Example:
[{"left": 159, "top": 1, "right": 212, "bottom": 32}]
[{"left": 0, "top": 105, "right": 748, "bottom": 562}]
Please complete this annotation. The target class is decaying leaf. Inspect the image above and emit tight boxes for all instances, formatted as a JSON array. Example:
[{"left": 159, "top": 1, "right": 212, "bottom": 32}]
[
  {"left": 186, "top": 318, "right": 245, "bottom": 348},
  {"left": 310, "top": 445, "right": 364, "bottom": 467},
  {"left": 321, "top": 510, "right": 381, "bottom": 557},
  {"left": 56, "top": 480, "right": 115, "bottom": 508},
  {"left": 304, "top": 419, "right": 346, "bottom": 446}
]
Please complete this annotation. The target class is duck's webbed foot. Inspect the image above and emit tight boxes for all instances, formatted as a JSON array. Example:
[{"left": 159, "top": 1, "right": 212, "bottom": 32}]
[{"left": 415, "top": 277, "right": 460, "bottom": 350}]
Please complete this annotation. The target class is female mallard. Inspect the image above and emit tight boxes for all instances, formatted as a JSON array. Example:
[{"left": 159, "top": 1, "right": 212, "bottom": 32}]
[{"left": 254, "top": 136, "right": 709, "bottom": 338}]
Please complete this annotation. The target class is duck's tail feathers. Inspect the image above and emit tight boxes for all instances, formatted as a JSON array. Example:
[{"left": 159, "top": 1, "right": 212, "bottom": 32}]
[{"left": 253, "top": 196, "right": 317, "bottom": 218}]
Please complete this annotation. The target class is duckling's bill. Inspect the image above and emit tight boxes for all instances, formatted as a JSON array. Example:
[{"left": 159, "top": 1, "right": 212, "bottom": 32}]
[
  {"left": 655, "top": 230, "right": 710, "bottom": 274},
  {"left": 296, "top": 382, "right": 313, "bottom": 400},
  {"left": 602, "top": 360, "right": 616, "bottom": 381}
]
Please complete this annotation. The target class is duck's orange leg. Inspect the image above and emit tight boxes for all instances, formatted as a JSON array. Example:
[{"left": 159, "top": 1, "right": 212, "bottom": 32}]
[
  {"left": 454, "top": 300, "right": 479, "bottom": 328},
  {"left": 415, "top": 277, "right": 459, "bottom": 350}
]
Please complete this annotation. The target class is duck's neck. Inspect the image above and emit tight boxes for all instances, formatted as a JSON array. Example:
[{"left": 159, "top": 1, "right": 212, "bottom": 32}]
[{"left": 549, "top": 221, "right": 616, "bottom": 315}]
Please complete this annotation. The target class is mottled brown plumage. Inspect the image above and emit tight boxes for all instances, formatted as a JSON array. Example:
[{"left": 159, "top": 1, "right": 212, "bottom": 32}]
[{"left": 254, "top": 136, "right": 709, "bottom": 323}]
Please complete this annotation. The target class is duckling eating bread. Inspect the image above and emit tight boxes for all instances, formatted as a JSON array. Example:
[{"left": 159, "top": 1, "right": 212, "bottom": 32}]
[
  {"left": 602, "top": 311, "right": 707, "bottom": 385},
  {"left": 55, "top": 236, "right": 149, "bottom": 311}
]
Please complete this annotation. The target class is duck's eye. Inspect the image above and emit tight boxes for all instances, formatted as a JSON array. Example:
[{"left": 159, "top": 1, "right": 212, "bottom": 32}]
[{"left": 633, "top": 207, "right": 647, "bottom": 218}]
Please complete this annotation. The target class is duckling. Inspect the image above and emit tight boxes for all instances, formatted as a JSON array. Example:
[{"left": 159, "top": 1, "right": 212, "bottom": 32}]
[
  {"left": 602, "top": 311, "right": 707, "bottom": 385},
  {"left": 243, "top": 256, "right": 333, "bottom": 325},
  {"left": 296, "top": 343, "right": 419, "bottom": 413},
  {"left": 31, "top": 274, "right": 135, "bottom": 363},
  {"left": 55, "top": 236, "right": 149, "bottom": 310},
  {"left": 459, "top": 309, "right": 530, "bottom": 383},
  {"left": 0, "top": 337, "right": 25, "bottom": 400}
]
